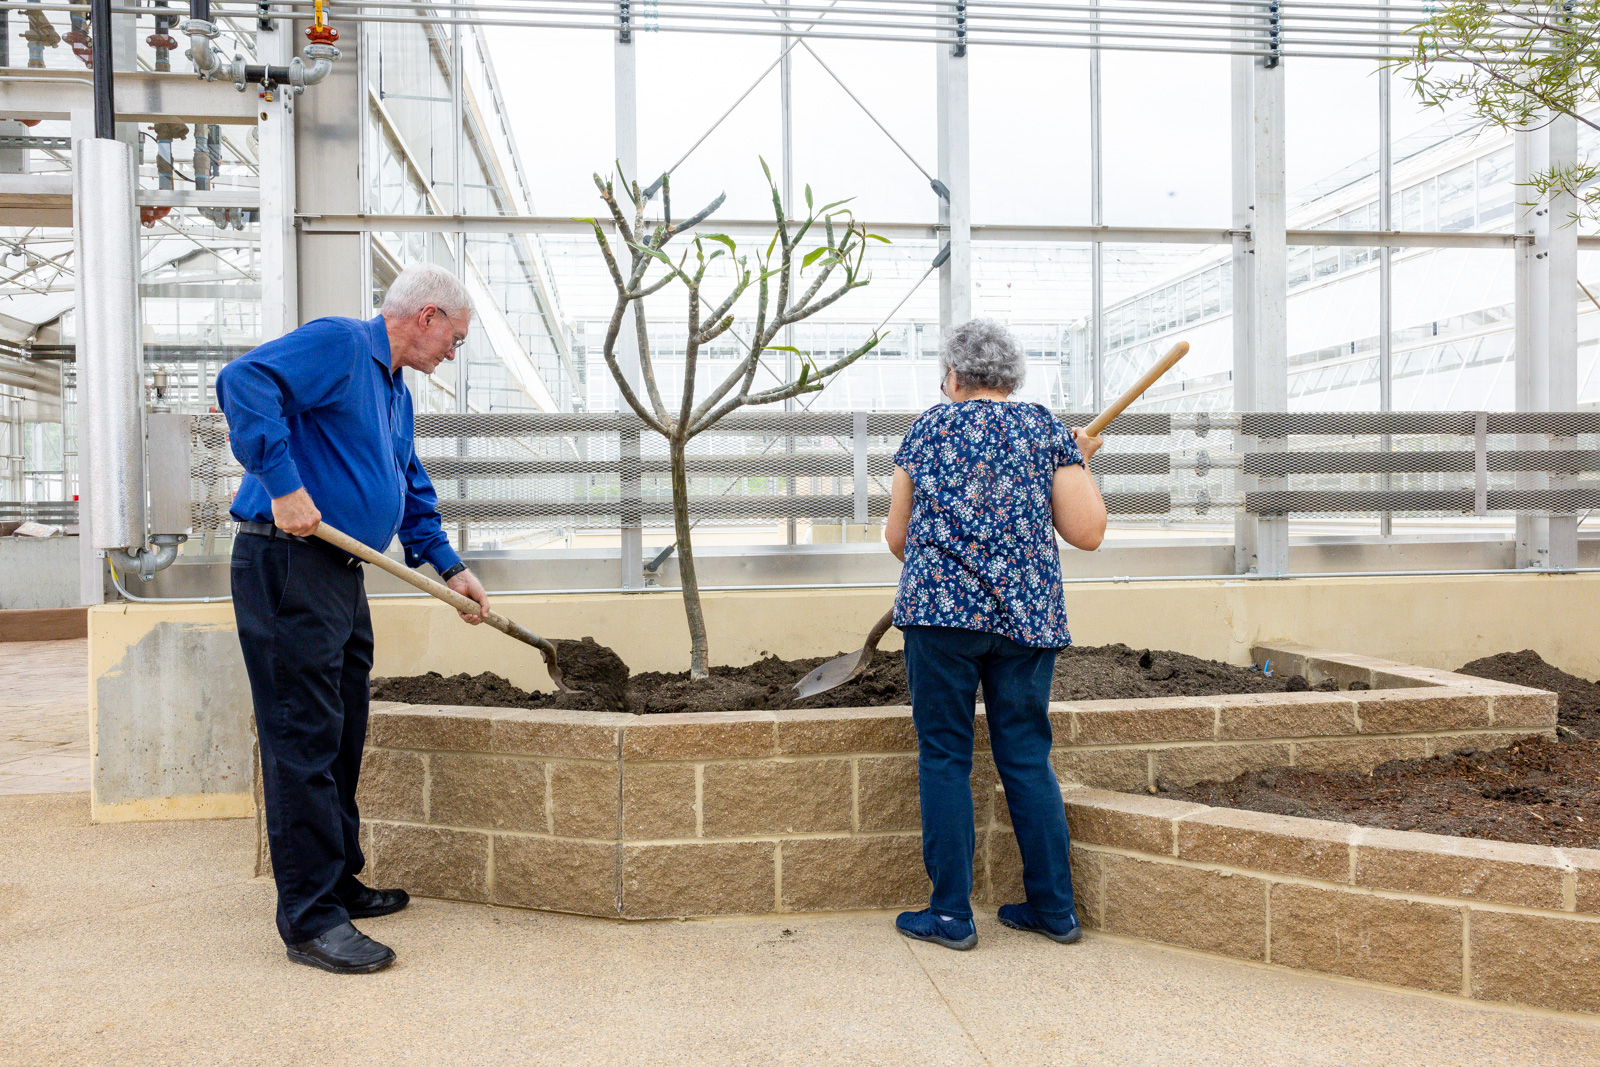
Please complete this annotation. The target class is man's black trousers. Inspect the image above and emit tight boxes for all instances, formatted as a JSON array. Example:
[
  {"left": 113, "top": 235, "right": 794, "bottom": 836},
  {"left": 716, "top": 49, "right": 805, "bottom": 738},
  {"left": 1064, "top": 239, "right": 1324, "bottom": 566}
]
[{"left": 232, "top": 531, "right": 373, "bottom": 945}]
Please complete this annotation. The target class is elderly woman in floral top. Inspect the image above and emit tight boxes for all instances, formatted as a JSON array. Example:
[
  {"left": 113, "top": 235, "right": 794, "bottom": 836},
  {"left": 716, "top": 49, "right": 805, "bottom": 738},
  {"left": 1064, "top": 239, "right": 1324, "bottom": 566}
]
[{"left": 885, "top": 318, "right": 1107, "bottom": 951}]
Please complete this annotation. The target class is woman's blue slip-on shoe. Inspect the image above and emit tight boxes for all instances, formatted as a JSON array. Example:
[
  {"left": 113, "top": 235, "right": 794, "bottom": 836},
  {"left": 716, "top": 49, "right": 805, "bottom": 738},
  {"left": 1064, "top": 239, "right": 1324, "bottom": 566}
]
[
  {"left": 896, "top": 909, "right": 978, "bottom": 951},
  {"left": 997, "top": 903, "right": 1083, "bottom": 944}
]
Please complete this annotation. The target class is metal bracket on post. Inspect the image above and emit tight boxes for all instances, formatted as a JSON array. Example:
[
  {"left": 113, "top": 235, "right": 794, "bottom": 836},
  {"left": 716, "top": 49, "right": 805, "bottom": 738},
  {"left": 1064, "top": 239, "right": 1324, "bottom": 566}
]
[
  {"left": 1474, "top": 410, "right": 1489, "bottom": 516},
  {"left": 852, "top": 411, "right": 868, "bottom": 525},
  {"left": 618, "top": 0, "right": 631, "bottom": 44},
  {"left": 1264, "top": 1, "right": 1281, "bottom": 68},
  {"left": 256, "top": 0, "right": 273, "bottom": 31},
  {"left": 952, "top": 0, "right": 967, "bottom": 57}
]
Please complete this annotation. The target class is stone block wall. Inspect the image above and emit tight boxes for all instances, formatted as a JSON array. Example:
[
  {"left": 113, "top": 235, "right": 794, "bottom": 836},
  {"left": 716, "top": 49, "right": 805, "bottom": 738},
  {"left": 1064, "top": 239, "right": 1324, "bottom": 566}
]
[
  {"left": 1050, "top": 786, "right": 1600, "bottom": 1015},
  {"left": 350, "top": 644, "right": 1559, "bottom": 924}
]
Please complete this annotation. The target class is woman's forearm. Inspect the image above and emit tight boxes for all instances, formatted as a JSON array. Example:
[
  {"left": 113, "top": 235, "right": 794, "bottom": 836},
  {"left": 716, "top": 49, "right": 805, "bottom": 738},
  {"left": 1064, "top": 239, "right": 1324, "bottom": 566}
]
[
  {"left": 1051, "top": 463, "right": 1108, "bottom": 551},
  {"left": 886, "top": 466, "right": 912, "bottom": 561}
]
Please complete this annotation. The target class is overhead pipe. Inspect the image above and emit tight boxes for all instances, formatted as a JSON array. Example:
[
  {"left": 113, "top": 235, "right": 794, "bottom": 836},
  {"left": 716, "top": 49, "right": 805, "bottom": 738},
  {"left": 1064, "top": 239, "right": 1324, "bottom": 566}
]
[{"left": 182, "top": 0, "right": 338, "bottom": 92}]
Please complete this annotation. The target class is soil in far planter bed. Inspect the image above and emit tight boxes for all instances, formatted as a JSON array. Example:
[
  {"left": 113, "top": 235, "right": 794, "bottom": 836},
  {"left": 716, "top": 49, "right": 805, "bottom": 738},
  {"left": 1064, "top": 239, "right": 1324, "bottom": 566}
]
[
  {"left": 1161, "top": 650, "right": 1600, "bottom": 849},
  {"left": 371, "top": 640, "right": 1330, "bottom": 717}
]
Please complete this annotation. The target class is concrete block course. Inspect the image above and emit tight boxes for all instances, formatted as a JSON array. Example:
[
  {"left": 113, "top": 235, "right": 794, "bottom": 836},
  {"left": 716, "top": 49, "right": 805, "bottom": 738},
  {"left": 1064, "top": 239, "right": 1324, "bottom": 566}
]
[
  {"left": 620, "top": 711, "right": 776, "bottom": 760},
  {"left": 1353, "top": 827, "right": 1568, "bottom": 910},
  {"left": 1175, "top": 805, "right": 1354, "bottom": 882},
  {"left": 621, "top": 841, "right": 776, "bottom": 917},
  {"left": 780, "top": 835, "right": 927, "bottom": 911},
  {"left": 1152, "top": 742, "right": 1294, "bottom": 788},
  {"left": 1067, "top": 697, "right": 1217, "bottom": 745},
  {"left": 1469, "top": 912, "right": 1600, "bottom": 1014},
  {"left": 354, "top": 747, "right": 426, "bottom": 823},
  {"left": 1268, "top": 883, "right": 1464, "bottom": 993},
  {"left": 1060, "top": 787, "right": 1204, "bottom": 855},
  {"left": 548, "top": 760, "right": 620, "bottom": 839},
  {"left": 366, "top": 822, "right": 489, "bottom": 903},
  {"left": 775, "top": 706, "right": 917, "bottom": 755},
  {"left": 428, "top": 753, "right": 548, "bottom": 833},
  {"left": 1101, "top": 854, "right": 1269, "bottom": 961},
  {"left": 856, "top": 755, "right": 921, "bottom": 833},
  {"left": 367, "top": 703, "right": 494, "bottom": 752},
  {"left": 1351, "top": 688, "right": 1492, "bottom": 733},
  {"left": 1216, "top": 692, "right": 1359, "bottom": 740},
  {"left": 620, "top": 761, "right": 698, "bottom": 839},
  {"left": 1292, "top": 736, "right": 1430, "bottom": 774},
  {"left": 700, "top": 758, "right": 854, "bottom": 837},
  {"left": 493, "top": 835, "right": 616, "bottom": 916},
  {"left": 491, "top": 708, "right": 629, "bottom": 760}
]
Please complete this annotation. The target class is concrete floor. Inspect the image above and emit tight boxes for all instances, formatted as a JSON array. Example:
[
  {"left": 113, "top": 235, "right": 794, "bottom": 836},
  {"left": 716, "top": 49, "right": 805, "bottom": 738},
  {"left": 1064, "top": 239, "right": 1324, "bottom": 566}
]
[
  {"left": 0, "top": 639, "right": 88, "bottom": 794},
  {"left": 3, "top": 791, "right": 1600, "bottom": 1067}
]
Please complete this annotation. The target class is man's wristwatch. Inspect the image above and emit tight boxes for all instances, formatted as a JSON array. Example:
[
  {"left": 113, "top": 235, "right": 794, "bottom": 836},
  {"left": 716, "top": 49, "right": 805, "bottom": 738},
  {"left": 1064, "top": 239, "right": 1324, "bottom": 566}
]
[{"left": 439, "top": 562, "right": 468, "bottom": 582}]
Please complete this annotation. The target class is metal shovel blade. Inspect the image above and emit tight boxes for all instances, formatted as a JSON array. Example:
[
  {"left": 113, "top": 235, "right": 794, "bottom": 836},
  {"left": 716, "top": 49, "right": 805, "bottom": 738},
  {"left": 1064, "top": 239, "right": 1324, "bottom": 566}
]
[
  {"left": 792, "top": 608, "right": 896, "bottom": 700},
  {"left": 793, "top": 649, "right": 869, "bottom": 699}
]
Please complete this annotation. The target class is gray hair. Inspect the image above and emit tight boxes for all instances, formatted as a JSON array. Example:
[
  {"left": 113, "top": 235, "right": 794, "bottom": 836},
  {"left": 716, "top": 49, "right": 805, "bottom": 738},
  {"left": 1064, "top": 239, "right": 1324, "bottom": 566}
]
[
  {"left": 381, "top": 263, "right": 472, "bottom": 319},
  {"left": 940, "top": 318, "right": 1026, "bottom": 394}
]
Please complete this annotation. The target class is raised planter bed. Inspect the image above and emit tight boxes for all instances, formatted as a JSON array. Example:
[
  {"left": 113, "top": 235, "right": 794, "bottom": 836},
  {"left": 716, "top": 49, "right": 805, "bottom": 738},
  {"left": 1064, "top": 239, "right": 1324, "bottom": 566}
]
[{"left": 304, "top": 643, "right": 1598, "bottom": 1014}]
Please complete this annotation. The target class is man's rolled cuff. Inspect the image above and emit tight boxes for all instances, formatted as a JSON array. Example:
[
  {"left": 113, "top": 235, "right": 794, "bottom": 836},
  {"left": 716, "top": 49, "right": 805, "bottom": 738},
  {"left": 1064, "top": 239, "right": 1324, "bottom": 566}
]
[{"left": 256, "top": 456, "right": 304, "bottom": 500}]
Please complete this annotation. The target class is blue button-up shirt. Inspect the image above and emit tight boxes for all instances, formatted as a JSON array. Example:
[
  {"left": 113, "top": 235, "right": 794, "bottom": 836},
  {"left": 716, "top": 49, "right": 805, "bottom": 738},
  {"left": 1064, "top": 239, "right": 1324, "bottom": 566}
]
[
  {"left": 892, "top": 400, "right": 1084, "bottom": 648},
  {"left": 216, "top": 314, "right": 462, "bottom": 575}
]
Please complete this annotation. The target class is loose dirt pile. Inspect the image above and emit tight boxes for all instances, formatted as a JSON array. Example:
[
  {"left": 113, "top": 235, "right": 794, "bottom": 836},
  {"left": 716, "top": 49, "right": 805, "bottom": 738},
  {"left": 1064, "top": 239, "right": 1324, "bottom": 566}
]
[
  {"left": 1161, "top": 650, "right": 1600, "bottom": 849},
  {"left": 1456, "top": 649, "right": 1600, "bottom": 739},
  {"left": 371, "top": 641, "right": 1322, "bottom": 716}
]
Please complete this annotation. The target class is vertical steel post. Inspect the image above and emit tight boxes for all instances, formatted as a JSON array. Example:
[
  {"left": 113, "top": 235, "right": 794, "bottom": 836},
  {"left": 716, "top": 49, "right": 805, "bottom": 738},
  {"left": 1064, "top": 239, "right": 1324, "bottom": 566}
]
[
  {"left": 1232, "top": 27, "right": 1287, "bottom": 576},
  {"left": 89, "top": 0, "right": 113, "bottom": 138},
  {"left": 258, "top": 19, "right": 298, "bottom": 338},
  {"left": 615, "top": 4, "right": 644, "bottom": 588},
  {"left": 1378, "top": 50, "right": 1393, "bottom": 537},
  {"left": 936, "top": 17, "right": 970, "bottom": 340},
  {"left": 780, "top": 33, "right": 797, "bottom": 545},
  {"left": 451, "top": 18, "right": 469, "bottom": 549},
  {"left": 1516, "top": 112, "right": 1579, "bottom": 568},
  {"left": 1089, "top": 0, "right": 1104, "bottom": 412}
]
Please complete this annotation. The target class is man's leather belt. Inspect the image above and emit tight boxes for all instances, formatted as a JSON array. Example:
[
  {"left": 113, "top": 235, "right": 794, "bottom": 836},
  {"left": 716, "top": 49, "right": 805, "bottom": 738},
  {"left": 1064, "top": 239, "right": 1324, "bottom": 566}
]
[
  {"left": 236, "top": 521, "right": 362, "bottom": 569},
  {"left": 236, "top": 521, "right": 308, "bottom": 542}
]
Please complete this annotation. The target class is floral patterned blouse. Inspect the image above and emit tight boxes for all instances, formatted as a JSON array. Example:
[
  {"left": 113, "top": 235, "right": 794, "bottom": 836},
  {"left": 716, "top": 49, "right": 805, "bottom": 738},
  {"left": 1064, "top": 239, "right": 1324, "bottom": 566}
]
[{"left": 892, "top": 400, "right": 1085, "bottom": 648}]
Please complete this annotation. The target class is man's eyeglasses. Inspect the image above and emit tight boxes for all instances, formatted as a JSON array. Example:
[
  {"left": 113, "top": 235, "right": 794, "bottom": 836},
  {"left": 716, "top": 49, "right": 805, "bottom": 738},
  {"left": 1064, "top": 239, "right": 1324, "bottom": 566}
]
[{"left": 437, "top": 307, "right": 468, "bottom": 350}]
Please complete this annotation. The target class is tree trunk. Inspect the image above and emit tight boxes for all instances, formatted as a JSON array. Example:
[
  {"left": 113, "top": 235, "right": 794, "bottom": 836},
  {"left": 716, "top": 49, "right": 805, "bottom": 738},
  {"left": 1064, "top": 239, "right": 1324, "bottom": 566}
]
[{"left": 669, "top": 438, "right": 709, "bottom": 679}]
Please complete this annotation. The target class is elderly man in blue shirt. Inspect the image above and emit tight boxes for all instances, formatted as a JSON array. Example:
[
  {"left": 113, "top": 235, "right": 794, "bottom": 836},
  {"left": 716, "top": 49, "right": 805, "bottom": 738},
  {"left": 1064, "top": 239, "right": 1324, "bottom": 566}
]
[{"left": 217, "top": 263, "right": 490, "bottom": 974}]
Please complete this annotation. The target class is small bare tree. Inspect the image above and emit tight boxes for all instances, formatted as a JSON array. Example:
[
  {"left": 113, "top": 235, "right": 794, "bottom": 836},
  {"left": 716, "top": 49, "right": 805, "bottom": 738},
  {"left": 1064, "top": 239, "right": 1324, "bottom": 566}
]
[{"left": 587, "top": 163, "right": 884, "bottom": 679}]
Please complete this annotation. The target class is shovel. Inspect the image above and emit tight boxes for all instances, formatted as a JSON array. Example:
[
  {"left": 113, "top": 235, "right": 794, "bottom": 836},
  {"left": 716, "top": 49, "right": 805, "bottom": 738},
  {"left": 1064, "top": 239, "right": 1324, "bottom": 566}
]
[
  {"left": 312, "top": 521, "right": 580, "bottom": 693},
  {"left": 793, "top": 339, "right": 1191, "bottom": 700}
]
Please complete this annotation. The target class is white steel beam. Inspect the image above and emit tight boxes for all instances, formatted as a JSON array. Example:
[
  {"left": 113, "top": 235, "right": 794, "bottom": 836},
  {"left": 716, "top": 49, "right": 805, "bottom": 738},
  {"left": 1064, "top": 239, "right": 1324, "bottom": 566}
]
[
  {"left": 0, "top": 69, "right": 258, "bottom": 125},
  {"left": 615, "top": 23, "right": 644, "bottom": 589},
  {"left": 257, "top": 21, "right": 298, "bottom": 339},
  {"left": 935, "top": 37, "right": 970, "bottom": 338},
  {"left": 1515, "top": 112, "right": 1580, "bottom": 569}
]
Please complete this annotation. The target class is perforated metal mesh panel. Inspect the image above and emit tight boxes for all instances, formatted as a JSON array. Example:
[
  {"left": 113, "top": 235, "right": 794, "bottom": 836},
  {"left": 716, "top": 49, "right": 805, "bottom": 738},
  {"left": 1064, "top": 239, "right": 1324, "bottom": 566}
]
[{"left": 181, "top": 410, "right": 1600, "bottom": 545}]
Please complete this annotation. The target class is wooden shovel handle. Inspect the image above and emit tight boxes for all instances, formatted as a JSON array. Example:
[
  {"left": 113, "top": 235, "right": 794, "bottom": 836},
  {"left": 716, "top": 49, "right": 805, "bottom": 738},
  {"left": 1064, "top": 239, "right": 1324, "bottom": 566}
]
[
  {"left": 1082, "top": 340, "right": 1189, "bottom": 438},
  {"left": 311, "top": 522, "right": 561, "bottom": 668}
]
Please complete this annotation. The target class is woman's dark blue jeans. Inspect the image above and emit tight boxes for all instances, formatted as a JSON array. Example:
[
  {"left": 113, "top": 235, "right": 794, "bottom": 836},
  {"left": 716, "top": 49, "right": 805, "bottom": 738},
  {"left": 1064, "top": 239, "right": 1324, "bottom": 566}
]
[{"left": 902, "top": 624, "right": 1076, "bottom": 922}]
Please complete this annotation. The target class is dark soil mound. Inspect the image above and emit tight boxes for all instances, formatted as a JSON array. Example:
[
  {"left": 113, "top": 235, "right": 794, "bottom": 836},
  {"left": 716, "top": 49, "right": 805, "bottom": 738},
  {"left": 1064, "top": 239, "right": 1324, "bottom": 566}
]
[
  {"left": 551, "top": 637, "right": 631, "bottom": 713},
  {"left": 372, "top": 641, "right": 1329, "bottom": 716},
  {"left": 1456, "top": 649, "right": 1600, "bottom": 738},
  {"left": 1160, "top": 652, "right": 1600, "bottom": 849},
  {"left": 1162, "top": 735, "right": 1600, "bottom": 849}
]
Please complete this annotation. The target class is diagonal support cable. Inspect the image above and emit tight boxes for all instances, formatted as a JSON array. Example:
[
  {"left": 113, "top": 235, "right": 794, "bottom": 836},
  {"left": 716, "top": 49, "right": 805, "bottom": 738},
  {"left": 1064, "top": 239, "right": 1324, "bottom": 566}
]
[
  {"left": 757, "top": 0, "right": 940, "bottom": 193},
  {"left": 643, "top": 0, "right": 845, "bottom": 198}
]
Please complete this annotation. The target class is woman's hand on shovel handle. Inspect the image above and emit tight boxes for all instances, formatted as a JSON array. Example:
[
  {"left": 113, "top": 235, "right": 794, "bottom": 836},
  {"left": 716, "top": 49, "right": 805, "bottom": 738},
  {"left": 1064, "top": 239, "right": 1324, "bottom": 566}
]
[
  {"left": 1071, "top": 427, "right": 1104, "bottom": 464},
  {"left": 447, "top": 568, "right": 491, "bottom": 624}
]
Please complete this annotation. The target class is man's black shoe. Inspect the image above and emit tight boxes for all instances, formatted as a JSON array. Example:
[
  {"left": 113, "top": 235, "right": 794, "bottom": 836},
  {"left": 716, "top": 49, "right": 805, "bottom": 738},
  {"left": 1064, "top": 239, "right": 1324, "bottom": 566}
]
[
  {"left": 343, "top": 885, "right": 410, "bottom": 920},
  {"left": 286, "top": 922, "right": 396, "bottom": 974}
]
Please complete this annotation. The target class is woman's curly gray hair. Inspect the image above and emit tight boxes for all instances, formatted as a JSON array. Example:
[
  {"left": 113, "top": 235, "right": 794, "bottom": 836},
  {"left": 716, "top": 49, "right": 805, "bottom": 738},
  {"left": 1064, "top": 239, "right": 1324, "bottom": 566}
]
[{"left": 940, "top": 318, "right": 1026, "bottom": 395}]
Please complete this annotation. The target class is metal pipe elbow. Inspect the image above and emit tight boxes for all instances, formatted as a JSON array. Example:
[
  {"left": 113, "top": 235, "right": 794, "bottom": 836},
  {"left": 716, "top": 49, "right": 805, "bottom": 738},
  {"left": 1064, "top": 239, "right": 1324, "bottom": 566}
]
[
  {"left": 289, "top": 43, "right": 340, "bottom": 90},
  {"left": 107, "top": 534, "right": 187, "bottom": 582},
  {"left": 179, "top": 18, "right": 221, "bottom": 79}
]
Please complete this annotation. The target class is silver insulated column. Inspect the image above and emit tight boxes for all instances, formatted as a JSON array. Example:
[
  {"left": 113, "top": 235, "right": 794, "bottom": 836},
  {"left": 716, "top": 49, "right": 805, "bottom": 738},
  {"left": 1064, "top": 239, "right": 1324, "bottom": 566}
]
[{"left": 73, "top": 136, "right": 146, "bottom": 556}]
